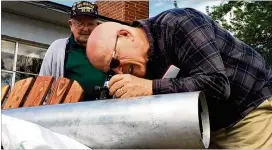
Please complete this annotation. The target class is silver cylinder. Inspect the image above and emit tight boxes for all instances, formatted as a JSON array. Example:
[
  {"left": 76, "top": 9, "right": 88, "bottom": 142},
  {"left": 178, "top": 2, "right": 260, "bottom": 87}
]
[{"left": 2, "top": 91, "right": 210, "bottom": 148}]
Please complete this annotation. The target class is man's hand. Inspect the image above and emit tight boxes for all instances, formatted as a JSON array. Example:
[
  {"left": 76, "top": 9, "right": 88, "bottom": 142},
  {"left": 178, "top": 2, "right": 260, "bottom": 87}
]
[{"left": 108, "top": 74, "right": 153, "bottom": 99}]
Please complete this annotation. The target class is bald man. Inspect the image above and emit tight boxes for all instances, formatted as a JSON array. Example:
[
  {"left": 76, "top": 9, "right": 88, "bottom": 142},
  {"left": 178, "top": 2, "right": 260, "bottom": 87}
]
[{"left": 87, "top": 8, "right": 272, "bottom": 148}]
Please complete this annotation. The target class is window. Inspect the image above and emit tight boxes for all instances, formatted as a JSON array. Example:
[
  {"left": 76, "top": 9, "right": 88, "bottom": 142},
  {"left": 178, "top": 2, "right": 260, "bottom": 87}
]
[
  {"left": 1, "top": 71, "right": 13, "bottom": 86},
  {"left": 1, "top": 40, "right": 15, "bottom": 71},
  {"left": 1, "top": 39, "right": 48, "bottom": 88},
  {"left": 16, "top": 43, "right": 47, "bottom": 80}
]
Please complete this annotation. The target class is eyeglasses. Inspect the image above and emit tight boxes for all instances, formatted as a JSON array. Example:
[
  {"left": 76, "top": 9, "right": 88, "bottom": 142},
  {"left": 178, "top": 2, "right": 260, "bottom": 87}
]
[
  {"left": 71, "top": 19, "right": 96, "bottom": 30},
  {"left": 108, "top": 36, "right": 134, "bottom": 74},
  {"left": 109, "top": 36, "right": 120, "bottom": 70}
]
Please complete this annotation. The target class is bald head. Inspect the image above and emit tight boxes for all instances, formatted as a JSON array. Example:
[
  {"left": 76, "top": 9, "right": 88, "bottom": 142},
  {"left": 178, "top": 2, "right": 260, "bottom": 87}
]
[
  {"left": 86, "top": 22, "right": 122, "bottom": 72},
  {"left": 87, "top": 21, "right": 150, "bottom": 77}
]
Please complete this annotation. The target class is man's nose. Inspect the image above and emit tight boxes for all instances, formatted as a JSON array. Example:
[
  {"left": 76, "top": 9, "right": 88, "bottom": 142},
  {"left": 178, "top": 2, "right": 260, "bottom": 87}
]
[
  {"left": 113, "top": 68, "right": 123, "bottom": 74},
  {"left": 81, "top": 26, "right": 90, "bottom": 32}
]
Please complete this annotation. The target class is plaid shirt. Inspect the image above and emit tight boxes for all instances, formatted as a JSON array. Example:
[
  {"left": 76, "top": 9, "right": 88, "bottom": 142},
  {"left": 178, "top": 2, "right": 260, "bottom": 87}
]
[{"left": 132, "top": 8, "right": 272, "bottom": 131}]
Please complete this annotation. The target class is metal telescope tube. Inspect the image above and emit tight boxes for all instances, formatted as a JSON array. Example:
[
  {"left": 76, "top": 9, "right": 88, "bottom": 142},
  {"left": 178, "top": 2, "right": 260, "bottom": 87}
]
[{"left": 2, "top": 91, "right": 210, "bottom": 148}]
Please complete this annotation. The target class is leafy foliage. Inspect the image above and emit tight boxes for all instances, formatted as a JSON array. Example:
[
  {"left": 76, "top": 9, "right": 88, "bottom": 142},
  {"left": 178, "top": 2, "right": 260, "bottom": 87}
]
[{"left": 209, "top": 1, "right": 272, "bottom": 66}]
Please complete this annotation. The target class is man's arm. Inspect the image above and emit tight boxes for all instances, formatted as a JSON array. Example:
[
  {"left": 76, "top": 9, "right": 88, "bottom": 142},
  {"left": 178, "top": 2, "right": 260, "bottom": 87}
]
[
  {"left": 153, "top": 14, "right": 230, "bottom": 101},
  {"left": 39, "top": 42, "right": 56, "bottom": 76}
]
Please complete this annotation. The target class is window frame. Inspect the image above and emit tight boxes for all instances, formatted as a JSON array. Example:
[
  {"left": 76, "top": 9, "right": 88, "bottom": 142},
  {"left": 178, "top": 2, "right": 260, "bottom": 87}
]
[{"left": 1, "top": 36, "right": 49, "bottom": 88}]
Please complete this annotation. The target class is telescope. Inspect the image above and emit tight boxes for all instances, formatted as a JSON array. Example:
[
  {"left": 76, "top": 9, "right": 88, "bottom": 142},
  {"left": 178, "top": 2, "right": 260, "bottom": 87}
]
[
  {"left": 2, "top": 91, "right": 210, "bottom": 148},
  {"left": 94, "top": 70, "right": 115, "bottom": 100}
]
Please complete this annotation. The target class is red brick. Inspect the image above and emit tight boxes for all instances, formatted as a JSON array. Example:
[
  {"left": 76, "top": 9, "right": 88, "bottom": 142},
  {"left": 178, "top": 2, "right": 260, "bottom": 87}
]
[{"left": 97, "top": 1, "right": 149, "bottom": 23}]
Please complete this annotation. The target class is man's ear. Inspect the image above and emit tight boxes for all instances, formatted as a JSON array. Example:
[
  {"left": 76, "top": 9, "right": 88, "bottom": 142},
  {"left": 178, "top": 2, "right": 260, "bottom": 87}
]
[
  {"left": 68, "top": 19, "right": 73, "bottom": 27},
  {"left": 118, "top": 29, "right": 132, "bottom": 39}
]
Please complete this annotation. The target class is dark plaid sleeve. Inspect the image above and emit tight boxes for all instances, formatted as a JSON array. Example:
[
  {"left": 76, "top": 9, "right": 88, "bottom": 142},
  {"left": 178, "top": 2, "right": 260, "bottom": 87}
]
[{"left": 153, "top": 14, "right": 230, "bottom": 100}]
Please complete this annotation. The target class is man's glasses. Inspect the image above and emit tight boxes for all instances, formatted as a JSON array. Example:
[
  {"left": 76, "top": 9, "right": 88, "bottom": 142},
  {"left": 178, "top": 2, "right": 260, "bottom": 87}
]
[
  {"left": 71, "top": 19, "right": 96, "bottom": 30},
  {"left": 108, "top": 36, "right": 134, "bottom": 74},
  {"left": 109, "top": 36, "right": 120, "bottom": 70}
]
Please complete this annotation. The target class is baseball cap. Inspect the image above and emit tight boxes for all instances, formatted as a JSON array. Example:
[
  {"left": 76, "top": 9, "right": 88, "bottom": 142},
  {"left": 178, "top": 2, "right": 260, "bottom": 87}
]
[{"left": 70, "top": 1, "right": 99, "bottom": 18}]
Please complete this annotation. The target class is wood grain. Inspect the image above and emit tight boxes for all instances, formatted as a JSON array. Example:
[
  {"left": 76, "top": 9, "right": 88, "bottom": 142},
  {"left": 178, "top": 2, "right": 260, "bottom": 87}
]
[
  {"left": 63, "top": 80, "right": 84, "bottom": 103},
  {"left": 47, "top": 77, "right": 72, "bottom": 105},
  {"left": 1, "top": 85, "right": 10, "bottom": 105},
  {"left": 2, "top": 77, "right": 34, "bottom": 109},
  {"left": 23, "top": 76, "right": 54, "bottom": 107}
]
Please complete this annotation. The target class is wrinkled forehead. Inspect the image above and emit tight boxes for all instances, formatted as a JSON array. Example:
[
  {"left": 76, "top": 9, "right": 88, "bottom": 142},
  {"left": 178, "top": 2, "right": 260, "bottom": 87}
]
[
  {"left": 88, "top": 39, "right": 114, "bottom": 73},
  {"left": 104, "top": 44, "right": 115, "bottom": 72},
  {"left": 87, "top": 23, "right": 119, "bottom": 71},
  {"left": 93, "top": 52, "right": 112, "bottom": 73}
]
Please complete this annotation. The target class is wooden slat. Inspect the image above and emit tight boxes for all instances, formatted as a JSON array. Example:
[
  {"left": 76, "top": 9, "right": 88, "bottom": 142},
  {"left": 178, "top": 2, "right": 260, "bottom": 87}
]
[
  {"left": 1, "top": 85, "right": 10, "bottom": 104},
  {"left": 47, "top": 77, "right": 72, "bottom": 105},
  {"left": 23, "top": 76, "right": 54, "bottom": 107},
  {"left": 63, "top": 80, "right": 84, "bottom": 103},
  {"left": 2, "top": 77, "right": 34, "bottom": 109}
]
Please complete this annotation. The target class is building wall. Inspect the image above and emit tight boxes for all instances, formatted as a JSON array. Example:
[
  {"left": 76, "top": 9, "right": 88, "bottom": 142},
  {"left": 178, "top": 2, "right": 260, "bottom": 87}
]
[
  {"left": 1, "top": 10, "right": 71, "bottom": 89},
  {"left": 97, "top": 1, "right": 149, "bottom": 23},
  {"left": 2, "top": 11, "right": 70, "bottom": 45}
]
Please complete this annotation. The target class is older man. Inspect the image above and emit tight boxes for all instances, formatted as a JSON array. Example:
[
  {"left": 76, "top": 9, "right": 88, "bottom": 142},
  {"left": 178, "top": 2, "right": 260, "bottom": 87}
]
[
  {"left": 39, "top": 1, "right": 106, "bottom": 101},
  {"left": 86, "top": 8, "right": 272, "bottom": 148}
]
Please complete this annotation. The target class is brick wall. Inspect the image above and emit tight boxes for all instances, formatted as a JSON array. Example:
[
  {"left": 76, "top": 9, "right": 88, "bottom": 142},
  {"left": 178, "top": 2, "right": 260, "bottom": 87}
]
[{"left": 96, "top": 1, "right": 149, "bottom": 24}]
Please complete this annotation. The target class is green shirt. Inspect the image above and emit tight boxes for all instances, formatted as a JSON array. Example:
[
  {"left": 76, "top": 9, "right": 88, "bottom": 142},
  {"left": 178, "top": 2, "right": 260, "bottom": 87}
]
[{"left": 65, "top": 36, "right": 106, "bottom": 101}]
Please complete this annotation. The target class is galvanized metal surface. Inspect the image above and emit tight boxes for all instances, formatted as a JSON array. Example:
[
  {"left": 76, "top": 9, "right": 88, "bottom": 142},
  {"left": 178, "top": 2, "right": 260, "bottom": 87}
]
[{"left": 2, "top": 92, "right": 210, "bottom": 149}]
